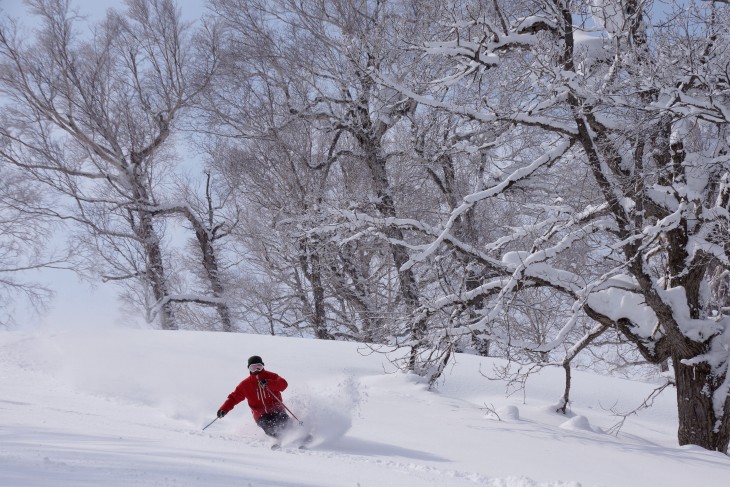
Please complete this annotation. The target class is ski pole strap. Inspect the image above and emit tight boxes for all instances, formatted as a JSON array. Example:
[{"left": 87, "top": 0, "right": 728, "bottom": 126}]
[
  {"left": 264, "top": 384, "right": 304, "bottom": 425},
  {"left": 202, "top": 417, "right": 219, "bottom": 431}
]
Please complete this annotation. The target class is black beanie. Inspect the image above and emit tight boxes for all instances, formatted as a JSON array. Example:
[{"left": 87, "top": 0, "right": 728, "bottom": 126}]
[{"left": 247, "top": 355, "right": 264, "bottom": 367}]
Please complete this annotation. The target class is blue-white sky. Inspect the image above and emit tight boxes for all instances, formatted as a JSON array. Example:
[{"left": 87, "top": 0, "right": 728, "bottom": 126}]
[{"left": 3, "top": 0, "right": 207, "bottom": 23}]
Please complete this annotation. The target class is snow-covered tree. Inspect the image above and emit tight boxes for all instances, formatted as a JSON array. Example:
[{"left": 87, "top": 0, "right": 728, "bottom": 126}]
[
  {"left": 205, "top": 0, "right": 434, "bottom": 343},
  {"left": 387, "top": 0, "right": 730, "bottom": 452}
]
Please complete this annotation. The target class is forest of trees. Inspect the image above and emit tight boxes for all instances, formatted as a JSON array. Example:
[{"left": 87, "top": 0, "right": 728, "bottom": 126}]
[{"left": 1, "top": 0, "right": 729, "bottom": 453}]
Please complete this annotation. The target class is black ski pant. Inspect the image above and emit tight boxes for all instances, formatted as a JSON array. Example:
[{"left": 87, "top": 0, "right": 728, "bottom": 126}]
[{"left": 256, "top": 409, "right": 291, "bottom": 438}]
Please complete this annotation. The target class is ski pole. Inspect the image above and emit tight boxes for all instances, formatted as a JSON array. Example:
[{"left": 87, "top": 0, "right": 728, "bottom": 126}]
[
  {"left": 202, "top": 417, "right": 219, "bottom": 431},
  {"left": 264, "top": 384, "right": 304, "bottom": 425}
]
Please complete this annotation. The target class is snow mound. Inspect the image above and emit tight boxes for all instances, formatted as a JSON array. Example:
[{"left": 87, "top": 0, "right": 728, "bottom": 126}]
[
  {"left": 559, "top": 415, "right": 603, "bottom": 434},
  {"left": 497, "top": 405, "right": 521, "bottom": 421}
]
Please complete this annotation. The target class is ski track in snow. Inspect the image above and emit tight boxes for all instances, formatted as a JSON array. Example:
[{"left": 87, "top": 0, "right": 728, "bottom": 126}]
[{"left": 1, "top": 329, "right": 729, "bottom": 487}]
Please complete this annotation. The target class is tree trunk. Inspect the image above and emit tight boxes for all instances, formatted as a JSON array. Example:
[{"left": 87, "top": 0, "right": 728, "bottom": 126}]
[
  {"left": 335, "top": 244, "right": 385, "bottom": 342},
  {"left": 299, "top": 237, "right": 334, "bottom": 340},
  {"left": 183, "top": 208, "right": 233, "bottom": 332},
  {"left": 673, "top": 356, "right": 730, "bottom": 452},
  {"left": 138, "top": 210, "right": 177, "bottom": 330},
  {"left": 362, "top": 140, "right": 425, "bottom": 367},
  {"left": 308, "top": 250, "right": 333, "bottom": 340},
  {"left": 557, "top": 362, "right": 571, "bottom": 415},
  {"left": 200, "top": 239, "right": 233, "bottom": 332},
  {"left": 466, "top": 266, "right": 490, "bottom": 356}
]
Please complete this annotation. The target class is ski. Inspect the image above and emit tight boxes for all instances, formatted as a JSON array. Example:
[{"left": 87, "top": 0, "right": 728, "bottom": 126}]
[
  {"left": 296, "top": 434, "right": 314, "bottom": 449},
  {"left": 269, "top": 435, "right": 312, "bottom": 451}
]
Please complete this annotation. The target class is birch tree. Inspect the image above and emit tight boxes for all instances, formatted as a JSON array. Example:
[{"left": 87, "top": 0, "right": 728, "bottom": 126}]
[
  {"left": 388, "top": 0, "right": 730, "bottom": 452},
  {"left": 0, "top": 0, "right": 215, "bottom": 329},
  {"left": 207, "top": 0, "right": 430, "bottom": 342},
  {"left": 159, "top": 170, "right": 236, "bottom": 331}
]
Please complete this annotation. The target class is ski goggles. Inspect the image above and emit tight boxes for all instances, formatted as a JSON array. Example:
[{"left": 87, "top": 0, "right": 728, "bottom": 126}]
[{"left": 248, "top": 363, "right": 264, "bottom": 373}]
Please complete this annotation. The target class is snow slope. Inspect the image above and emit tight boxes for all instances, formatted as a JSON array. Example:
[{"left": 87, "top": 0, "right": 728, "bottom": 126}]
[{"left": 1, "top": 327, "right": 728, "bottom": 487}]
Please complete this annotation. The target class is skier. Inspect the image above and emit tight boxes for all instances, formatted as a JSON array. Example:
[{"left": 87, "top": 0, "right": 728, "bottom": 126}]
[{"left": 216, "top": 355, "right": 294, "bottom": 441}]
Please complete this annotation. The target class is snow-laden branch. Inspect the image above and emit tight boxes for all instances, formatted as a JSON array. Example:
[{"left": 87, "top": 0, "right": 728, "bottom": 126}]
[
  {"left": 401, "top": 139, "right": 573, "bottom": 272},
  {"left": 317, "top": 209, "right": 508, "bottom": 270}
]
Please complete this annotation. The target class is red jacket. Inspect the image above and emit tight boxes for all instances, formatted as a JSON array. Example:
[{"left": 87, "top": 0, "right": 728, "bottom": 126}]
[{"left": 219, "top": 370, "right": 288, "bottom": 422}]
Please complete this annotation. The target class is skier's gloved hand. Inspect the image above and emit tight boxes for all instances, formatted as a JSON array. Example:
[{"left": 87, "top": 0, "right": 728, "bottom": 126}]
[
  {"left": 258, "top": 379, "right": 268, "bottom": 386},
  {"left": 217, "top": 409, "right": 227, "bottom": 418}
]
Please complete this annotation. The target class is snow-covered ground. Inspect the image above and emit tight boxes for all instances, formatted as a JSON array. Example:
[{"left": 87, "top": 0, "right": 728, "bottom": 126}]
[{"left": 1, "top": 327, "right": 728, "bottom": 487}]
